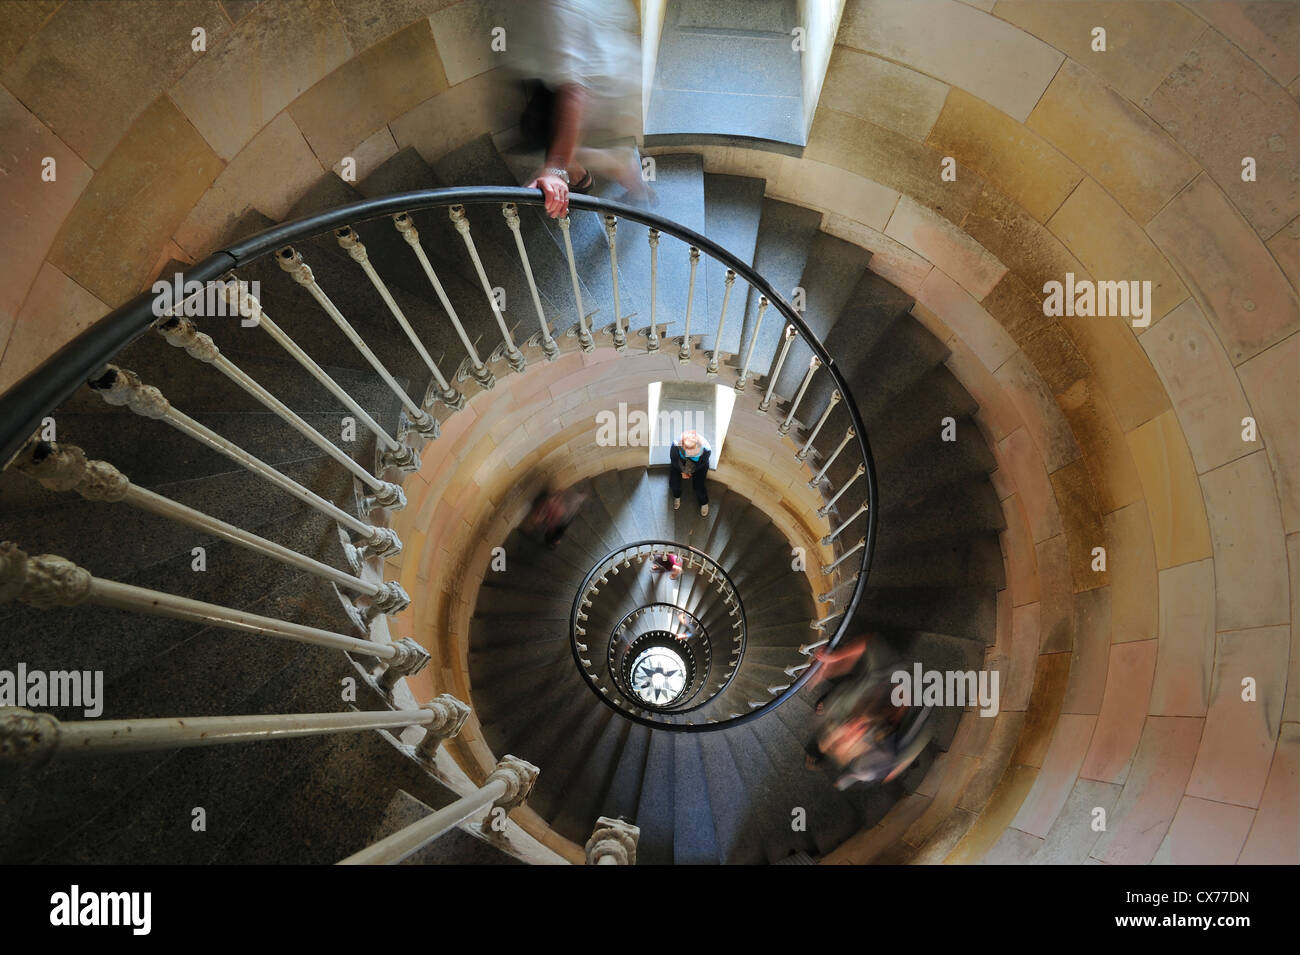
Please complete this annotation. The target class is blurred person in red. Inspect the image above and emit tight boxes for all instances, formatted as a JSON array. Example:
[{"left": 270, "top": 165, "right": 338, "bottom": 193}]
[{"left": 522, "top": 484, "right": 587, "bottom": 549}]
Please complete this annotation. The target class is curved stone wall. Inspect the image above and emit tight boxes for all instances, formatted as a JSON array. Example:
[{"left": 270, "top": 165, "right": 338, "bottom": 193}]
[{"left": 1, "top": 0, "right": 1294, "bottom": 864}]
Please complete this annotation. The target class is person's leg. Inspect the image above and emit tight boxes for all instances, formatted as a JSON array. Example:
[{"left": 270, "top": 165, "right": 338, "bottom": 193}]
[
  {"left": 669, "top": 467, "right": 683, "bottom": 504},
  {"left": 691, "top": 467, "right": 709, "bottom": 507}
]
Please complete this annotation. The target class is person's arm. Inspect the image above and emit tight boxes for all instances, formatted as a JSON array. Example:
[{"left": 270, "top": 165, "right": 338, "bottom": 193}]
[{"left": 526, "top": 83, "right": 589, "bottom": 218}]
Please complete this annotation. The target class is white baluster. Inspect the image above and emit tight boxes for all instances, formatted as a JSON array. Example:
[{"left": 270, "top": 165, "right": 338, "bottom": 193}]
[
  {"left": 586, "top": 816, "right": 640, "bottom": 865},
  {"left": 0, "top": 707, "right": 446, "bottom": 766},
  {"left": 706, "top": 269, "right": 736, "bottom": 376},
  {"left": 558, "top": 215, "right": 595, "bottom": 352},
  {"left": 89, "top": 366, "right": 400, "bottom": 564},
  {"left": 156, "top": 316, "right": 404, "bottom": 506},
  {"left": 646, "top": 229, "right": 661, "bottom": 352},
  {"left": 679, "top": 247, "right": 699, "bottom": 362},
  {"left": 334, "top": 226, "right": 465, "bottom": 410},
  {"left": 758, "top": 324, "right": 797, "bottom": 414},
  {"left": 413, "top": 694, "right": 471, "bottom": 760},
  {"left": 278, "top": 248, "right": 439, "bottom": 440},
  {"left": 448, "top": 206, "right": 526, "bottom": 373},
  {"left": 778, "top": 355, "right": 821, "bottom": 435},
  {"left": 818, "top": 464, "right": 865, "bottom": 517},
  {"left": 0, "top": 544, "right": 428, "bottom": 678},
  {"left": 821, "top": 538, "right": 866, "bottom": 575},
  {"left": 810, "top": 428, "right": 854, "bottom": 487},
  {"left": 796, "top": 390, "right": 841, "bottom": 461},
  {"left": 822, "top": 500, "right": 869, "bottom": 544},
  {"left": 603, "top": 214, "right": 627, "bottom": 351},
  {"left": 501, "top": 203, "right": 560, "bottom": 361},
  {"left": 735, "top": 296, "right": 769, "bottom": 392},
  {"left": 337, "top": 755, "right": 539, "bottom": 863},
  {"left": 224, "top": 281, "right": 417, "bottom": 472},
  {"left": 14, "top": 441, "right": 408, "bottom": 626},
  {"left": 392, "top": 212, "right": 496, "bottom": 389}
]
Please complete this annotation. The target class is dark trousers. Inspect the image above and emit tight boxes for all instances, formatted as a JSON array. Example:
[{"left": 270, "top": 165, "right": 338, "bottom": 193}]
[{"left": 669, "top": 467, "right": 708, "bottom": 506}]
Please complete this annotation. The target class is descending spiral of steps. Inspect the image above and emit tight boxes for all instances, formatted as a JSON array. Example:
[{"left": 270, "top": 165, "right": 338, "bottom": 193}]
[{"left": 0, "top": 126, "right": 1004, "bottom": 864}]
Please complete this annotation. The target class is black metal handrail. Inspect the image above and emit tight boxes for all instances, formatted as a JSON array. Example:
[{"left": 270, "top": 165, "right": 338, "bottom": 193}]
[{"left": 0, "top": 186, "right": 878, "bottom": 731}]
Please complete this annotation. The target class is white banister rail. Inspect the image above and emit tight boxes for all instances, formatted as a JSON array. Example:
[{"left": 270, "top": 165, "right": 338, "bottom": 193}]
[
  {"left": 13, "top": 440, "right": 409, "bottom": 624},
  {"left": 0, "top": 707, "right": 445, "bottom": 765},
  {"left": 278, "top": 247, "right": 439, "bottom": 438},
  {"left": 0, "top": 543, "right": 429, "bottom": 682},
  {"left": 88, "top": 365, "right": 400, "bottom": 561},
  {"left": 336, "top": 755, "right": 538, "bottom": 865},
  {"left": 222, "top": 281, "right": 417, "bottom": 471}
]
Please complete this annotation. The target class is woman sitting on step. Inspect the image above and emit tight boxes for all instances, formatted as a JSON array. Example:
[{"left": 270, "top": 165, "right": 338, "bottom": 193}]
[{"left": 669, "top": 430, "right": 711, "bottom": 517}]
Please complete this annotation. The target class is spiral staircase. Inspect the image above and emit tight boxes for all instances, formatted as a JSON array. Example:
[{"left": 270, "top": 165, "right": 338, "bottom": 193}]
[{"left": 0, "top": 119, "right": 1009, "bottom": 865}]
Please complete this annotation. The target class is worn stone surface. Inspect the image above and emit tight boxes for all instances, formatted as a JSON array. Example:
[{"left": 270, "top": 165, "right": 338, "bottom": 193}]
[
  {"left": 1124, "top": 410, "right": 1214, "bottom": 569},
  {"left": 1029, "top": 778, "right": 1117, "bottom": 863},
  {"left": 173, "top": 112, "right": 325, "bottom": 258},
  {"left": 914, "top": 268, "right": 1015, "bottom": 370},
  {"left": 1146, "top": 29, "right": 1300, "bottom": 239},
  {"left": 805, "top": 108, "right": 982, "bottom": 226},
  {"left": 769, "top": 157, "right": 899, "bottom": 231},
  {"left": 980, "top": 270, "right": 1044, "bottom": 344},
  {"left": 1152, "top": 795, "right": 1256, "bottom": 864},
  {"left": 1101, "top": 500, "right": 1159, "bottom": 646},
  {"left": 2, "top": 0, "right": 228, "bottom": 167},
  {"left": 0, "top": 262, "right": 109, "bottom": 393},
  {"left": 926, "top": 87, "right": 1082, "bottom": 223},
  {"left": 390, "top": 69, "right": 524, "bottom": 167},
  {"left": 1189, "top": 1, "right": 1300, "bottom": 87},
  {"left": 945, "top": 764, "right": 1038, "bottom": 863},
  {"left": 996, "top": 426, "right": 1062, "bottom": 543},
  {"left": 1027, "top": 60, "right": 1199, "bottom": 223},
  {"left": 1057, "top": 378, "right": 1144, "bottom": 513},
  {"left": 819, "top": 46, "right": 949, "bottom": 142},
  {"left": 1237, "top": 332, "right": 1300, "bottom": 533},
  {"left": 1060, "top": 587, "right": 1110, "bottom": 716},
  {"left": 1266, "top": 215, "right": 1300, "bottom": 295},
  {"left": 1059, "top": 317, "right": 1171, "bottom": 431},
  {"left": 429, "top": 0, "right": 514, "bottom": 86},
  {"left": 886, "top": 197, "right": 1005, "bottom": 300},
  {"left": 0, "top": 0, "right": 61, "bottom": 74},
  {"left": 1010, "top": 712, "right": 1096, "bottom": 837},
  {"left": 960, "top": 182, "right": 1090, "bottom": 303},
  {"left": 840, "top": 0, "right": 1063, "bottom": 121},
  {"left": 1198, "top": 452, "right": 1290, "bottom": 631},
  {"left": 993, "top": 350, "right": 1081, "bottom": 473},
  {"left": 0, "top": 86, "right": 93, "bottom": 328},
  {"left": 1033, "top": 535, "right": 1072, "bottom": 654},
  {"left": 999, "top": 494, "right": 1040, "bottom": 608},
  {"left": 331, "top": 125, "right": 400, "bottom": 184},
  {"left": 1011, "top": 651, "right": 1073, "bottom": 767},
  {"left": 1150, "top": 559, "right": 1216, "bottom": 718},
  {"left": 1185, "top": 626, "right": 1290, "bottom": 807},
  {"left": 1048, "top": 460, "right": 1108, "bottom": 593},
  {"left": 1237, "top": 722, "right": 1299, "bottom": 864},
  {"left": 1148, "top": 174, "right": 1300, "bottom": 365},
  {"left": 46, "top": 96, "right": 224, "bottom": 305},
  {"left": 288, "top": 20, "right": 448, "bottom": 169},
  {"left": 1142, "top": 298, "right": 1255, "bottom": 474},
  {"left": 334, "top": 0, "right": 457, "bottom": 50},
  {"left": 1017, "top": 320, "right": 1090, "bottom": 395},
  {"left": 170, "top": 0, "right": 354, "bottom": 161},
  {"left": 1091, "top": 715, "right": 1202, "bottom": 864},
  {"left": 1046, "top": 177, "right": 1188, "bottom": 326},
  {"left": 995, "top": 1, "right": 1206, "bottom": 101},
  {"left": 1079, "top": 639, "right": 1157, "bottom": 784}
]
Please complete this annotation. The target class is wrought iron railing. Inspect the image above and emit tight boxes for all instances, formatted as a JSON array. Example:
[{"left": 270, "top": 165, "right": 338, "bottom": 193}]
[{"left": 0, "top": 185, "right": 878, "bottom": 855}]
